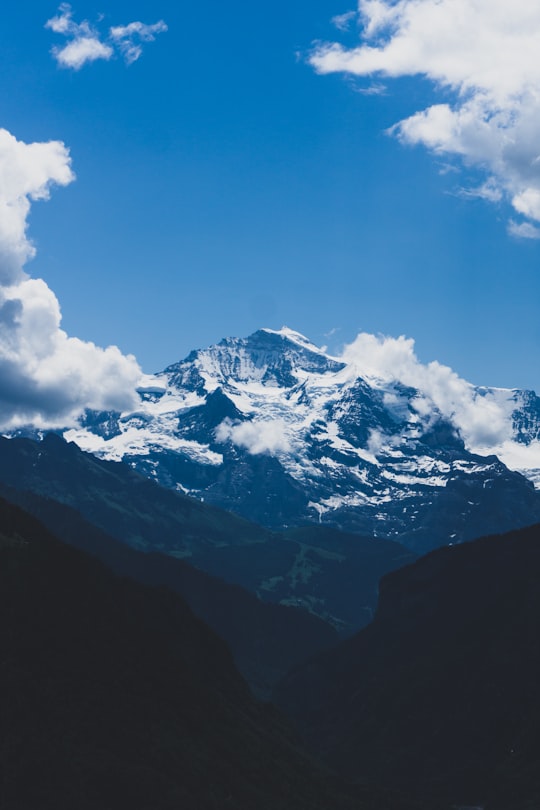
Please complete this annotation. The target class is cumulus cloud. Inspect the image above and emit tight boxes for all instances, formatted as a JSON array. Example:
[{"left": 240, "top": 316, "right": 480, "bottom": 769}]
[
  {"left": 341, "top": 332, "right": 512, "bottom": 448},
  {"left": 0, "top": 129, "right": 74, "bottom": 285},
  {"left": 0, "top": 127, "right": 141, "bottom": 430},
  {"left": 310, "top": 0, "right": 540, "bottom": 227},
  {"left": 46, "top": 3, "right": 113, "bottom": 69},
  {"left": 216, "top": 418, "right": 292, "bottom": 456},
  {"left": 45, "top": 4, "right": 166, "bottom": 69},
  {"left": 52, "top": 36, "right": 114, "bottom": 70}
]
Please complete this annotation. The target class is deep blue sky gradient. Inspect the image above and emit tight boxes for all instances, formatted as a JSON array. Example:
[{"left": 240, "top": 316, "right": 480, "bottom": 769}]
[{"left": 2, "top": 1, "right": 539, "bottom": 388}]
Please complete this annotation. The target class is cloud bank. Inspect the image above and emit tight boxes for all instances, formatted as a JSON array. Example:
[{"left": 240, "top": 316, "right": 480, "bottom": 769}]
[
  {"left": 0, "top": 127, "right": 141, "bottom": 431},
  {"left": 341, "top": 332, "right": 512, "bottom": 449},
  {"left": 311, "top": 0, "right": 540, "bottom": 230},
  {"left": 46, "top": 4, "right": 167, "bottom": 70}
]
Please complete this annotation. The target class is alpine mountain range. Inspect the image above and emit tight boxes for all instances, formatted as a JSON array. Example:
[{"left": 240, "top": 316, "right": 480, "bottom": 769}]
[
  {"left": 54, "top": 326, "right": 540, "bottom": 554},
  {"left": 4, "top": 326, "right": 540, "bottom": 809}
]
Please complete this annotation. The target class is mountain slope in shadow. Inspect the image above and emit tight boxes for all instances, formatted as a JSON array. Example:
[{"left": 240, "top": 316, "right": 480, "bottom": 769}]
[
  {"left": 0, "top": 433, "right": 415, "bottom": 634},
  {"left": 0, "top": 496, "right": 438, "bottom": 810},
  {"left": 276, "top": 523, "right": 540, "bottom": 809},
  {"left": 0, "top": 480, "right": 338, "bottom": 697},
  {"left": 0, "top": 496, "right": 361, "bottom": 810}
]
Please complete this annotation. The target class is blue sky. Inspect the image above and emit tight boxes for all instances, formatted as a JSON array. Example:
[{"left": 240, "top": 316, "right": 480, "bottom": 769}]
[{"left": 1, "top": 0, "right": 540, "bottom": 405}]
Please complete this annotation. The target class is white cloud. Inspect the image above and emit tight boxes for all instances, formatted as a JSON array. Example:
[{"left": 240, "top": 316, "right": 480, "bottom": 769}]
[
  {"left": 0, "top": 129, "right": 74, "bottom": 285},
  {"left": 46, "top": 3, "right": 113, "bottom": 69},
  {"left": 46, "top": 4, "right": 166, "bottom": 69},
  {"left": 332, "top": 11, "right": 357, "bottom": 31},
  {"left": 110, "top": 21, "right": 168, "bottom": 65},
  {"left": 53, "top": 37, "right": 113, "bottom": 70},
  {"left": 341, "top": 332, "right": 512, "bottom": 448},
  {"left": 45, "top": 2, "right": 76, "bottom": 35},
  {"left": 53, "top": 36, "right": 114, "bottom": 70},
  {"left": 0, "top": 127, "right": 141, "bottom": 430},
  {"left": 216, "top": 417, "right": 292, "bottom": 456},
  {"left": 351, "top": 81, "right": 387, "bottom": 96},
  {"left": 456, "top": 179, "right": 503, "bottom": 204},
  {"left": 310, "top": 0, "right": 540, "bottom": 227},
  {"left": 508, "top": 220, "right": 540, "bottom": 240}
]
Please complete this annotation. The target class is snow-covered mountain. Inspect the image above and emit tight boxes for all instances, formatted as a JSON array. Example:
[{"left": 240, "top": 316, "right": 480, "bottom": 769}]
[{"left": 65, "top": 327, "right": 540, "bottom": 552}]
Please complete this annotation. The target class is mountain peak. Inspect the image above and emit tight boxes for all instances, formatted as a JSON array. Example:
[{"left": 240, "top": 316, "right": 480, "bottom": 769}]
[
  {"left": 172, "top": 327, "right": 346, "bottom": 392},
  {"left": 259, "top": 327, "right": 331, "bottom": 356},
  {"left": 63, "top": 327, "right": 540, "bottom": 550}
]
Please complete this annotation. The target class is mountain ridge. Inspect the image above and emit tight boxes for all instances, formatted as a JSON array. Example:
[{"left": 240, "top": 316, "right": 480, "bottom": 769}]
[{"left": 61, "top": 327, "right": 540, "bottom": 552}]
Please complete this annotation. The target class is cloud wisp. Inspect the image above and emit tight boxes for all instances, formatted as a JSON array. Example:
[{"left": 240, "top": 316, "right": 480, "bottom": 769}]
[
  {"left": 508, "top": 220, "right": 540, "bottom": 241},
  {"left": 332, "top": 11, "right": 357, "bottom": 32},
  {"left": 109, "top": 21, "right": 168, "bottom": 66},
  {"left": 0, "top": 127, "right": 141, "bottom": 431},
  {"left": 45, "top": 4, "right": 167, "bottom": 70},
  {"left": 311, "top": 0, "right": 540, "bottom": 233}
]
